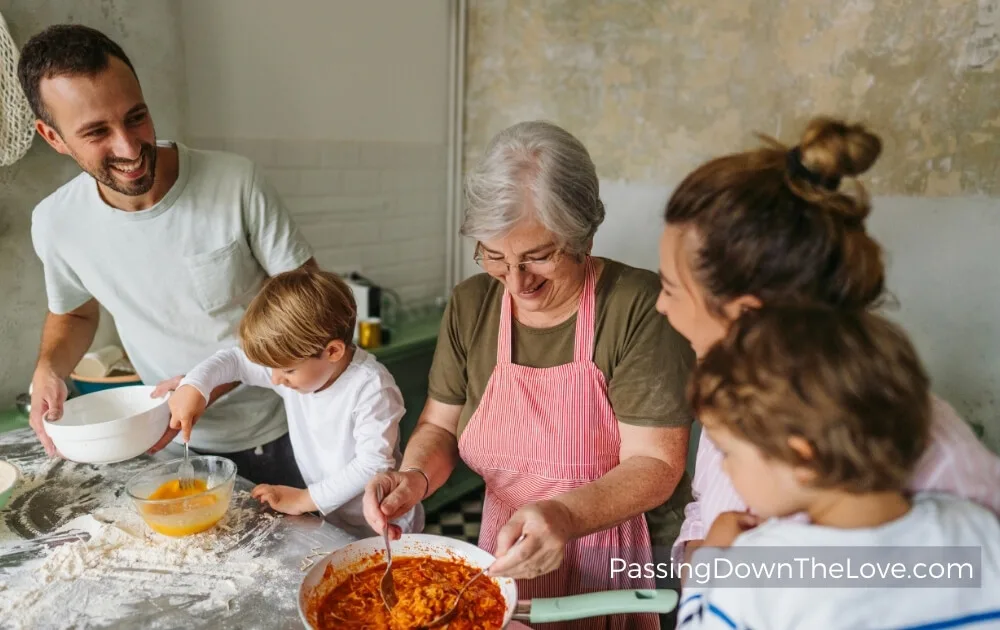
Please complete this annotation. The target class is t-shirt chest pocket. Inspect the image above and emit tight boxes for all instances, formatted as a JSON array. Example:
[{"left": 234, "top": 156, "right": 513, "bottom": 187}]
[{"left": 183, "top": 239, "right": 260, "bottom": 313}]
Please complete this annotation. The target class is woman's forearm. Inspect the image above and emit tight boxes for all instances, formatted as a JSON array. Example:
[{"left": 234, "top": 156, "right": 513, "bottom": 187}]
[
  {"left": 400, "top": 420, "right": 460, "bottom": 496},
  {"left": 553, "top": 455, "right": 683, "bottom": 539}
]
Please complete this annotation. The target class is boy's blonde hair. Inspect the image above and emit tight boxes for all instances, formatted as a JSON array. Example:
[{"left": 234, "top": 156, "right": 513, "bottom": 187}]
[
  {"left": 239, "top": 267, "right": 356, "bottom": 368},
  {"left": 688, "top": 307, "right": 931, "bottom": 493}
]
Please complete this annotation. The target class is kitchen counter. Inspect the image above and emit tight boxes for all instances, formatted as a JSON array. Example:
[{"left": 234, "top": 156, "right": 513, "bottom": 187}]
[{"left": 0, "top": 428, "right": 355, "bottom": 629}]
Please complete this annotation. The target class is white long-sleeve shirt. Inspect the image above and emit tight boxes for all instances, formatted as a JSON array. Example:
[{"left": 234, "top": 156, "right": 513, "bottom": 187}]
[
  {"left": 678, "top": 493, "right": 1000, "bottom": 630},
  {"left": 180, "top": 347, "right": 423, "bottom": 539}
]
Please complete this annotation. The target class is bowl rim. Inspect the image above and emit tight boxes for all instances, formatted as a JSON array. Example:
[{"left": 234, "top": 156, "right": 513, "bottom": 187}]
[
  {"left": 125, "top": 455, "right": 237, "bottom": 504},
  {"left": 44, "top": 385, "right": 168, "bottom": 437},
  {"left": 0, "top": 460, "right": 19, "bottom": 493},
  {"left": 298, "top": 533, "right": 517, "bottom": 628}
]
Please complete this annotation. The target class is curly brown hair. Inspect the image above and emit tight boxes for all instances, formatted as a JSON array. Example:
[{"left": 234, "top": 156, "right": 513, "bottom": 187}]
[{"left": 688, "top": 307, "right": 931, "bottom": 493}]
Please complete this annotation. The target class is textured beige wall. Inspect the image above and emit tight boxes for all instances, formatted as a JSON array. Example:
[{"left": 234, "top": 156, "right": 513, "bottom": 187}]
[
  {"left": 180, "top": 0, "right": 450, "bottom": 143},
  {"left": 465, "top": 0, "right": 1000, "bottom": 195}
]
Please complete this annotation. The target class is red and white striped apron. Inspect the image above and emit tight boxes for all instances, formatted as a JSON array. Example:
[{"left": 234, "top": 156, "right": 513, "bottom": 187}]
[{"left": 458, "top": 258, "right": 658, "bottom": 630}]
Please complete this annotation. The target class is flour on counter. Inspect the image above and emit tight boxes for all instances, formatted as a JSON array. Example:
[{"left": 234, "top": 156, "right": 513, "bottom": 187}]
[{"left": 0, "top": 492, "right": 289, "bottom": 630}]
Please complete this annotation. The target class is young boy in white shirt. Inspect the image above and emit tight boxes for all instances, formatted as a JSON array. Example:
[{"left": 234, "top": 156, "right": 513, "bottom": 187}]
[
  {"left": 678, "top": 307, "right": 1000, "bottom": 630},
  {"left": 167, "top": 268, "right": 423, "bottom": 538}
]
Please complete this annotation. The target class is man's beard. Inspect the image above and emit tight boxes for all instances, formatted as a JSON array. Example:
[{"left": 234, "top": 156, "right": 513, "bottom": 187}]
[{"left": 92, "top": 142, "right": 158, "bottom": 196}]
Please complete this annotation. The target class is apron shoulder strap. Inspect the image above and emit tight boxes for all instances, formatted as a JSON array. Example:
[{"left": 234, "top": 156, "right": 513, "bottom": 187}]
[
  {"left": 498, "top": 289, "right": 514, "bottom": 364},
  {"left": 573, "top": 257, "right": 598, "bottom": 363}
]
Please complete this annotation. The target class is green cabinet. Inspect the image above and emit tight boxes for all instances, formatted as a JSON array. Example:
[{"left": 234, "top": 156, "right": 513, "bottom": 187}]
[
  {"left": 0, "top": 406, "right": 29, "bottom": 435},
  {"left": 371, "top": 316, "right": 484, "bottom": 515}
]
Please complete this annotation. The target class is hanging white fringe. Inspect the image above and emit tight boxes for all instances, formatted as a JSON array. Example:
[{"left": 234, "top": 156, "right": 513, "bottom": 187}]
[{"left": 0, "top": 10, "right": 36, "bottom": 167}]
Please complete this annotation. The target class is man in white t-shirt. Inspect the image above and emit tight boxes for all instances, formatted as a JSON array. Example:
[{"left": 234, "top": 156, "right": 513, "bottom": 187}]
[{"left": 19, "top": 24, "right": 315, "bottom": 486}]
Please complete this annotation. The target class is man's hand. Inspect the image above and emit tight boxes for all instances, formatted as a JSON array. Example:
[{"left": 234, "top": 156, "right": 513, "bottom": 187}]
[
  {"left": 151, "top": 375, "right": 183, "bottom": 399},
  {"left": 29, "top": 367, "right": 68, "bottom": 457},
  {"left": 252, "top": 485, "right": 317, "bottom": 515}
]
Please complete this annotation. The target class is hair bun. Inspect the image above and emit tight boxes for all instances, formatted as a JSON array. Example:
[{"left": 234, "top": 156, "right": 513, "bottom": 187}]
[{"left": 798, "top": 117, "right": 882, "bottom": 182}]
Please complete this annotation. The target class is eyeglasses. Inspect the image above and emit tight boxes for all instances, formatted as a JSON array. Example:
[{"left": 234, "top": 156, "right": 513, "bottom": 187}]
[{"left": 473, "top": 244, "right": 564, "bottom": 276}]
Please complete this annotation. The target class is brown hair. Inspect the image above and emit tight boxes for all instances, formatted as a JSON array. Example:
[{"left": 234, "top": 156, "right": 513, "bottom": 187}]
[
  {"left": 240, "top": 268, "right": 356, "bottom": 368},
  {"left": 18, "top": 25, "right": 138, "bottom": 128},
  {"left": 688, "top": 307, "right": 931, "bottom": 493},
  {"left": 664, "top": 117, "right": 885, "bottom": 311}
]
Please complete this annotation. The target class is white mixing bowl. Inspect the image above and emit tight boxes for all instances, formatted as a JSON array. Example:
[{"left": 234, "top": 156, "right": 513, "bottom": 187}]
[{"left": 43, "top": 385, "right": 170, "bottom": 464}]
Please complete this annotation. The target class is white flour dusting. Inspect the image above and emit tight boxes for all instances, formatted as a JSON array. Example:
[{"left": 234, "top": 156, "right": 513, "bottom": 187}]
[{"left": 0, "top": 492, "right": 289, "bottom": 630}]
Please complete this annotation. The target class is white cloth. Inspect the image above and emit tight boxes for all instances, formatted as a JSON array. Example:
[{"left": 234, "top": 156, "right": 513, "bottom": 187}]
[
  {"left": 180, "top": 347, "right": 424, "bottom": 539},
  {"left": 31, "top": 142, "right": 313, "bottom": 453},
  {"left": 678, "top": 494, "right": 1000, "bottom": 630}
]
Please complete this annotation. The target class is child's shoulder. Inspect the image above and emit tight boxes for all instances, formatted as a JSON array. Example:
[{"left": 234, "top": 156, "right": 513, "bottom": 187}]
[
  {"left": 346, "top": 349, "right": 399, "bottom": 391},
  {"left": 731, "top": 518, "right": 808, "bottom": 547},
  {"left": 910, "top": 492, "right": 1000, "bottom": 540}
]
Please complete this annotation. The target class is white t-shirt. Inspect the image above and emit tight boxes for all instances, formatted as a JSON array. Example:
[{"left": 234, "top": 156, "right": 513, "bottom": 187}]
[
  {"left": 678, "top": 494, "right": 1000, "bottom": 630},
  {"left": 179, "top": 347, "right": 424, "bottom": 539},
  {"left": 31, "top": 142, "right": 314, "bottom": 452}
]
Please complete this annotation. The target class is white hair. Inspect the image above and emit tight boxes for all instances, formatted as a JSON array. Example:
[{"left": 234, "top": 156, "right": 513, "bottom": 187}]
[{"left": 461, "top": 121, "right": 605, "bottom": 255}]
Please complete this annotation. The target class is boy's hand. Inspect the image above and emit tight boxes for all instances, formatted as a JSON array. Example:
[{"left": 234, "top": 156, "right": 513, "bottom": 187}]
[
  {"left": 252, "top": 485, "right": 317, "bottom": 515},
  {"left": 704, "top": 511, "right": 762, "bottom": 548},
  {"left": 167, "top": 384, "right": 207, "bottom": 443}
]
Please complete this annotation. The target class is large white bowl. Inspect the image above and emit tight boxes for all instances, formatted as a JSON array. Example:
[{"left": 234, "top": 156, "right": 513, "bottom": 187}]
[
  {"left": 299, "top": 534, "right": 679, "bottom": 628},
  {"left": 299, "top": 534, "right": 517, "bottom": 628},
  {"left": 43, "top": 385, "right": 170, "bottom": 464}
]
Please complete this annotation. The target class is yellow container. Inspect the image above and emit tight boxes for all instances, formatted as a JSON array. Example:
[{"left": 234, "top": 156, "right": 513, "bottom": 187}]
[{"left": 358, "top": 317, "right": 382, "bottom": 349}]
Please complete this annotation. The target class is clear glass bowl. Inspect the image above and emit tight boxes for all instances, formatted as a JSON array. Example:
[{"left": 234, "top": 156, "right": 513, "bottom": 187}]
[{"left": 125, "top": 455, "right": 236, "bottom": 536}]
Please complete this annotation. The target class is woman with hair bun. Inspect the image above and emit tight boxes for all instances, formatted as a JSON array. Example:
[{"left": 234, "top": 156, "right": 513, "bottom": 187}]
[{"left": 654, "top": 116, "right": 1000, "bottom": 563}]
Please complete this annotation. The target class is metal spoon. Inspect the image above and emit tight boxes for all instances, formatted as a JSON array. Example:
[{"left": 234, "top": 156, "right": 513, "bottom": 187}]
[
  {"left": 374, "top": 485, "right": 398, "bottom": 611},
  {"left": 420, "top": 534, "right": 526, "bottom": 628},
  {"left": 419, "top": 567, "right": 485, "bottom": 628}
]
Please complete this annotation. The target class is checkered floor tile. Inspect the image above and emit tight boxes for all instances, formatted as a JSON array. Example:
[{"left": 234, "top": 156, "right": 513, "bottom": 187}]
[{"left": 424, "top": 496, "right": 483, "bottom": 543}]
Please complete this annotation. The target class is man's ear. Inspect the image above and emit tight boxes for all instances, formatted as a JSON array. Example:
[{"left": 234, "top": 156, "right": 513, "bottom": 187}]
[{"left": 36, "top": 119, "right": 71, "bottom": 156}]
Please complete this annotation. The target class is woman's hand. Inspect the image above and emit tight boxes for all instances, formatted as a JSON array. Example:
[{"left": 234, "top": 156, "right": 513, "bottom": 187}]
[
  {"left": 703, "top": 511, "right": 762, "bottom": 549},
  {"left": 362, "top": 470, "right": 427, "bottom": 540},
  {"left": 487, "top": 500, "right": 576, "bottom": 579}
]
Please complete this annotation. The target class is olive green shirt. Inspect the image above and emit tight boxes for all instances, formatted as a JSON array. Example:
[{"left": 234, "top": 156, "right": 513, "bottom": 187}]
[{"left": 428, "top": 258, "right": 695, "bottom": 548}]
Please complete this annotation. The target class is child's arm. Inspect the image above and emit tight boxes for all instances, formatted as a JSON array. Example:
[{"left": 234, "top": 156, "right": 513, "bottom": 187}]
[
  {"left": 169, "top": 348, "right": 275, "bottom": 441},
  {"left": 180, "top": 347, "right": 273, "bottom": 394},
  {"left": 673, "top": 431, "right": 751, "bottom": 564},
  {"left": 306, "top": 378, "right": 404, "bottom": 518}
]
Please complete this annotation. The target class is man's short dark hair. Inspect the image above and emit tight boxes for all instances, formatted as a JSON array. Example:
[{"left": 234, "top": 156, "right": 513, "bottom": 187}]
[{"left": 17, "top": 24, "right": 138, "bottom": 128}]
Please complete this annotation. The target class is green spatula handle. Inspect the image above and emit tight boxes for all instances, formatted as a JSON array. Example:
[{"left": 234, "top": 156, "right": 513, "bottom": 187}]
[{"left": 512, "top": 589, "right": 679, "bottom": 623}]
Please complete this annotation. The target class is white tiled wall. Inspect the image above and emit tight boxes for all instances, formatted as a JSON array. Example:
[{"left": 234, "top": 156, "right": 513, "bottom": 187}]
[{"left": 190, "top": 138, "right": 448, "bottom": 305}]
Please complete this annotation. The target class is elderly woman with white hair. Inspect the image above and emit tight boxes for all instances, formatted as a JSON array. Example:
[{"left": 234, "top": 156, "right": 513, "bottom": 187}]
[{"left": 364, "top": 121, "right": 693, "bottom": 629}]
